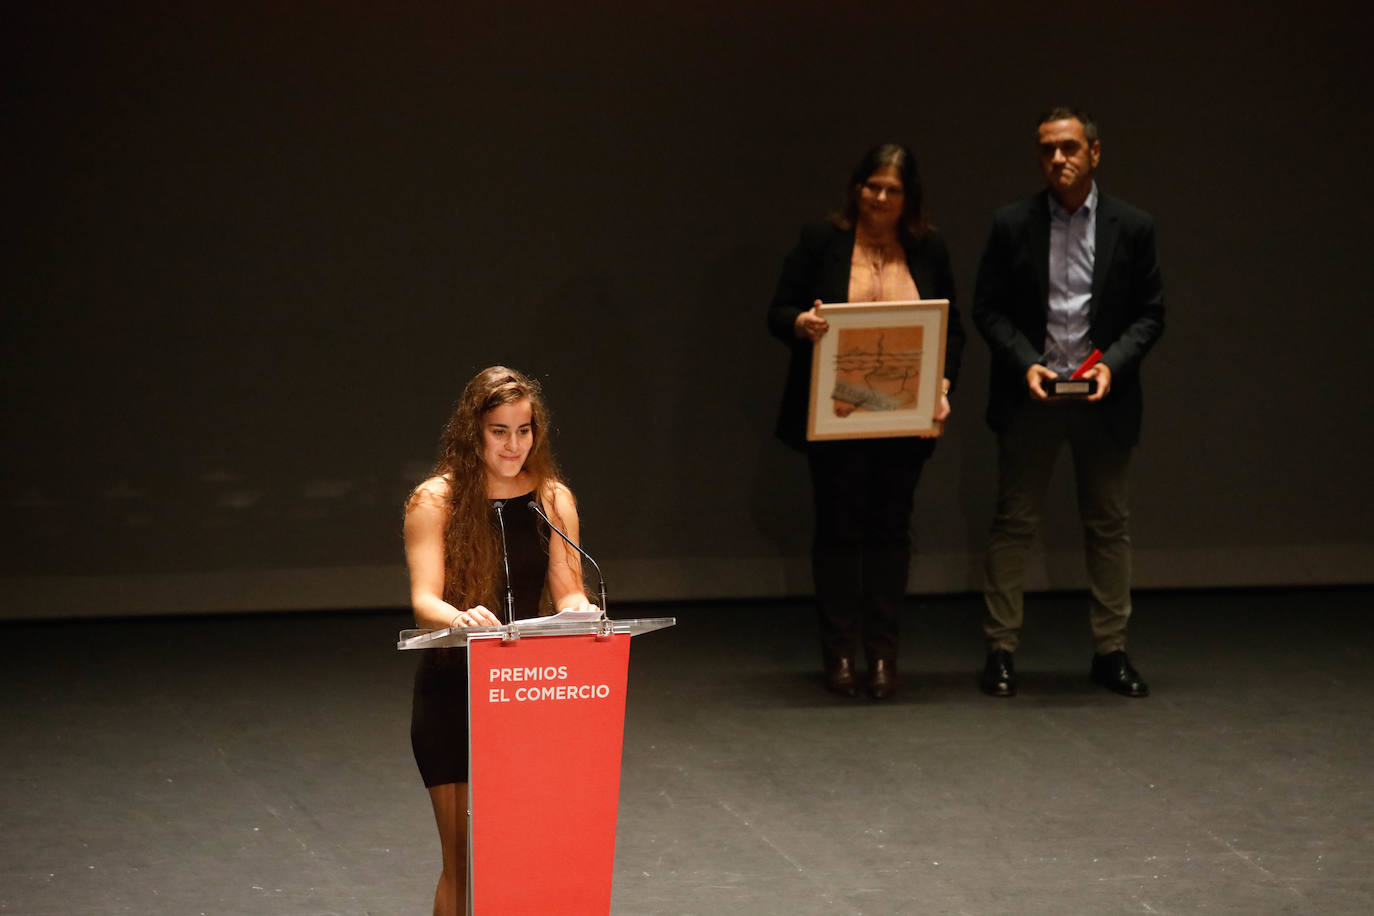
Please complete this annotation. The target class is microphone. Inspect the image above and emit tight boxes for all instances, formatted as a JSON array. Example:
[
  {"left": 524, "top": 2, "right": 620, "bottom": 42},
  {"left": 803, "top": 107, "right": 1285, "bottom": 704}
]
[
  {"left": 527, "top": 500, "right": 608, "bottom": 616},
  {"left": 492, "top": 501, "right": 516, "bottom": 624}
]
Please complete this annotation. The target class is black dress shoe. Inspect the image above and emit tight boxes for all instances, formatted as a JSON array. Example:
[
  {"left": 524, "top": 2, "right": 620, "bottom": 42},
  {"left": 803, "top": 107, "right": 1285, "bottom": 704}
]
[
  {"left": 867, "top": 658, "right": 897, "bottom": 700},
  {"left": 824, "top": 656, "right": 859, "bottom": 697},
  {"left": 980, "top": 650, "right": 1016, "bottom": 697},
  {"left": 1090, "top": 651, "right": 1150, "bottom": 697}
]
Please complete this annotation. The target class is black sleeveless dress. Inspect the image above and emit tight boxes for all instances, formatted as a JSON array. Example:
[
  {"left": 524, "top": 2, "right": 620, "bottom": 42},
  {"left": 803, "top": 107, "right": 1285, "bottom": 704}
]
[{"left": 410, "top": 492, "right": 549, "bottom": 787}]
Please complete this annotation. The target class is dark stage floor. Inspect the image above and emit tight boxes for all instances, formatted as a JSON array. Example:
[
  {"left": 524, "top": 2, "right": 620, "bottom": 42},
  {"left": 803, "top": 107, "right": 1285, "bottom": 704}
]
[{"left": 2, "top": 588, "right": 1372, "bottom": 915}]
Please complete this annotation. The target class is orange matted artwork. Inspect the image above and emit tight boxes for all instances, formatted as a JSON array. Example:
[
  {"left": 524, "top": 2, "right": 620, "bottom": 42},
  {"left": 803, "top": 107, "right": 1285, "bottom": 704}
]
[{"left": 830, "top": 325, "right": 924, "bottom": 417}]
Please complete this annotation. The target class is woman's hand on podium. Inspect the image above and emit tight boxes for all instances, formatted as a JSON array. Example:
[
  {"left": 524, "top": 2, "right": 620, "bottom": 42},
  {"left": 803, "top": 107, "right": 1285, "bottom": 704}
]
[
  {"left": 450, "top": 605, "right": 502, "bottom": 628},
  {"left": 558, "top": 594, "right": 601, "bottom": 616}
]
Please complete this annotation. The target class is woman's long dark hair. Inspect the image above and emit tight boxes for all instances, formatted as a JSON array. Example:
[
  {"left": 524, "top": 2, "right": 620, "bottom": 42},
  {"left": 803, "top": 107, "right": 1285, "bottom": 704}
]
[
  {"left": 410, "top": 366, "right": 567, "bottom": 613},
  {"left": 830, "top": 142, "right": 928, "bottom": 241}
]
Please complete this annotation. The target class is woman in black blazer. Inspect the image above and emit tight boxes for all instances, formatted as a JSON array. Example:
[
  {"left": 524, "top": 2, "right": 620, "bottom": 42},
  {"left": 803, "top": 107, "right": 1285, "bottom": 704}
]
[{"left": 767, "top": 143, "right": 964, "bottom": 699}]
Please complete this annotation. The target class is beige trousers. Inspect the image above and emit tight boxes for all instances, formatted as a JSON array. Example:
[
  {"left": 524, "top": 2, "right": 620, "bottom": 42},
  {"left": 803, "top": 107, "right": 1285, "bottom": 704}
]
[{"left": 982, "top": 401, "right": 1134, "bottom": 654}]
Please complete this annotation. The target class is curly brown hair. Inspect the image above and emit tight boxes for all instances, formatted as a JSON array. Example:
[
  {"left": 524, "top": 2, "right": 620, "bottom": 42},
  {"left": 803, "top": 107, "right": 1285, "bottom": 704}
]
[{"left": 417, "top": 366, "right": 566, "bottom": 613}]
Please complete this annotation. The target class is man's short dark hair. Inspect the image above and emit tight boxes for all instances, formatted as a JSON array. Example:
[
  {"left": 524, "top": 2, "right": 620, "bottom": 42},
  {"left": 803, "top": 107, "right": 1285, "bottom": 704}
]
[{"left": 1036, "top": 106, "right": 1099, "bottom": 144}]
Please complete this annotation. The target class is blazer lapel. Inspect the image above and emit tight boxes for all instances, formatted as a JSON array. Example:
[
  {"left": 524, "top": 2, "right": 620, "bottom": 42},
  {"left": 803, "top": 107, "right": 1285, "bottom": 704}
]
[
  {"left": 1030, "top": 193, "right": 1051, "bottom": 307},
  {"left": 1091, "top": 194, "right": 1120, "bottom": 321},
  {"left": 821, "top": 229, "right": 856, "bottom": 304}
]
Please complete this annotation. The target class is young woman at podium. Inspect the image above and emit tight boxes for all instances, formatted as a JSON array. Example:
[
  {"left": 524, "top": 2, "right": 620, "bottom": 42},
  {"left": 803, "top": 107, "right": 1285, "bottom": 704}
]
[{"left": 403, "top": 365, "right": 597, "bottom": 916}]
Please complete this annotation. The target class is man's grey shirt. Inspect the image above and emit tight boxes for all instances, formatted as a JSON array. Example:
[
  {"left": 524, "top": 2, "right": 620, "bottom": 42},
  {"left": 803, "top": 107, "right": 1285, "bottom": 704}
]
[{"left": 1044, "top": 181, "right": 1098, "bottom": 375}]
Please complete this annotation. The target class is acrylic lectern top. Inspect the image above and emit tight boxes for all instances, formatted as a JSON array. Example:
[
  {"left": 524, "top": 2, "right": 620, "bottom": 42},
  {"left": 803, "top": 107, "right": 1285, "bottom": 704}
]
[{"left": 397, "top": 613, "right": 675, "bottom": 650}]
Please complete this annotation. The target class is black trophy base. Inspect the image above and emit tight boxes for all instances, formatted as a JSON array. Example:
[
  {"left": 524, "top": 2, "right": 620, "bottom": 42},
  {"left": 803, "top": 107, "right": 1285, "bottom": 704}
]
[{"left": 1046, "top": 378, "right": 1098, "bottom": 397}]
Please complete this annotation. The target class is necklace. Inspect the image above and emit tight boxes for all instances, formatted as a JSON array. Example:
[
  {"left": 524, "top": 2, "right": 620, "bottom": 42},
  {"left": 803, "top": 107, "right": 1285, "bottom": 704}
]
[{"left": 856, "top": 238, "right": 900, "bottom": 299}]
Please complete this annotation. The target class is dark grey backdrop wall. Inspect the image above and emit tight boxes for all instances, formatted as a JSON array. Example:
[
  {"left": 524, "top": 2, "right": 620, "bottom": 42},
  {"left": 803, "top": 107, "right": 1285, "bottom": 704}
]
[{"left": 5, "top": 2, "right": 1372, "bottom": 619}]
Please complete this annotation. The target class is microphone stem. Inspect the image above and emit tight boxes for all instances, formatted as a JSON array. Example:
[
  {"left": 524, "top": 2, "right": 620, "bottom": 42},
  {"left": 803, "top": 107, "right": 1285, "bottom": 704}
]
[
  {"left": 493, "top": 502, "right": 515, "bottom": 624},
  {"left": 528, "top": 500, "right": 608, "bottom": 616}
]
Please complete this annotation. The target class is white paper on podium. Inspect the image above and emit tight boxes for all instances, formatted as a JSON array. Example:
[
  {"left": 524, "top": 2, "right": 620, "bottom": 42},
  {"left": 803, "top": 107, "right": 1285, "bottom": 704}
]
[{"left": 509, "top": 608, "right": 603, "bottom": 627}]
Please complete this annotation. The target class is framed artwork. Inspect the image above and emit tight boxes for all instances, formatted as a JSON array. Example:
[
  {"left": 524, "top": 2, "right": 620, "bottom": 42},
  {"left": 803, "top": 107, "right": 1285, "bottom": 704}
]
[{"left": 806, "top": 299, "right": 949, "bottom": 441}]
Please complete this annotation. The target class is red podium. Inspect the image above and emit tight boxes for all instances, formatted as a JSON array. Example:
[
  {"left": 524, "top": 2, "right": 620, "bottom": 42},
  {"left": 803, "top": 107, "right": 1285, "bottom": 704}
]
[{"left": 399, "top": 615, "right": 674, "bottom": 915}]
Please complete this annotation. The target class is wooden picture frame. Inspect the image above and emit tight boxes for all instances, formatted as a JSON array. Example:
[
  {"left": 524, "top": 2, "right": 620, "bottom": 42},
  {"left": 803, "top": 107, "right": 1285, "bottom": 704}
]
[{"left": 806, "top": 299, "right": 949, "bottom": 441}]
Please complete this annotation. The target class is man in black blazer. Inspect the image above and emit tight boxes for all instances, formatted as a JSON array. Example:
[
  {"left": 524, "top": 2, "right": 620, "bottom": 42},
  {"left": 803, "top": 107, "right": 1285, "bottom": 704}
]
[{"left": 973, "top": 107, "right": 1165, "bottom": 698}]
